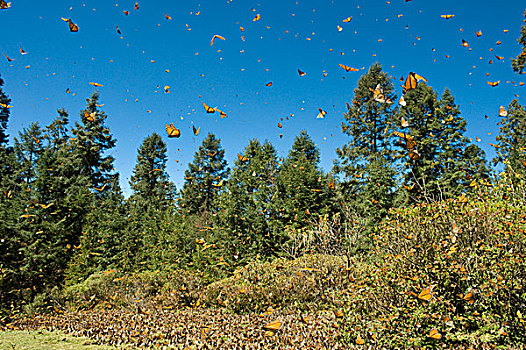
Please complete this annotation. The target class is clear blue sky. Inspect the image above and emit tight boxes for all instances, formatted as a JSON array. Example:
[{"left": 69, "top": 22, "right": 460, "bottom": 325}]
[{"left": 1, "top": 0, "right": 525, "bottom": 196}]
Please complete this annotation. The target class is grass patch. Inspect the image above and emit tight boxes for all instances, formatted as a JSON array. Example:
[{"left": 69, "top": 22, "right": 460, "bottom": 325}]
[{"left": 0, "top": 330, "right": 130, "bottom": 350}]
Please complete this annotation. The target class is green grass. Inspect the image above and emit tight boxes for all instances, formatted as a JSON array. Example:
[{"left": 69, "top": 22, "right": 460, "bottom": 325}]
[{"left": 0, "top": 330, "right": 132, "bottom": 350}]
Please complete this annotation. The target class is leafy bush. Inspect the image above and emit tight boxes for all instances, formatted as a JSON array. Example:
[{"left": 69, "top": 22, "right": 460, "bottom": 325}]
[
  {"left": 63, "top": 269, "right": 205, "bottom": 311},
  {"left": 339, "top": 174, "right": 526, "bottom": 348},
  {"left": 204, "top": 254, "right": 352, "bottom": 313}
]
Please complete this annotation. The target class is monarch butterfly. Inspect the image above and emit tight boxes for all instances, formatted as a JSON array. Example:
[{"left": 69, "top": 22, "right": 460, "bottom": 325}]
[
  {"left": 210, "top": 34, "right": 226, "bottom": 46},
  {"left": 116, "top": 26, "right": 122, "bottom": 35},
  {"left": 403, "top": 72, "right": 427, "bottom": 94},
  {"left": 277, "top": 122, "right": 282, "bottom": 128},
  {"left": 135, "top": 2, "right": 139, "bottom": 10},
  {"left": 499, "top": 105, "right": 508, "bottom": 117},
  {"left": 165, "top": 14, "right": 172, "bottom": 20},
  {"left": 317, "top": 107, "right": 327, "bottom": 119},
  {"left": 428, "top": 328, "right": 441, "bottom": 339},
  {"left": 401, "top": 117, "right": 409, "bottom": 127},
  {"left": 342, "top": 16, "right": 352, "bottom": 23},
  {"left": 339, "top": 64, "right": 359, "bottom": 72},
  {"left": 356, "top": 334, "right": 365, "bottom": 345},
  {"left": 495, "top": 55, "right": 504, "bottom": 60},
  {"left": 216, "top": 109, "right": 228, "bottom": 119},
  {"left": 203, "top": 102, "right": 215, "bottom": 113},
  {"left": 399, "top": 96, "right": 407, "bottom": 106},
  {"left": 0, "top": 103, "right": 13, "bottom": 108},
  {"left": 463, "top": 290, "right": 475, "bottom": 304},
  {"left": 19, "top": 46, "right": 27, "bottom": 55},
  {"left": 475, "top": 30, "right": 482, "bottom": 37},
  {"left": 461, "top": 39, "right": 469, "bottom": 48},
  {"left": 61, "top": 18, "right": 79, "bottom": 32},
  {"left": 165, "top": 123, "right": 181, "bottom": 138},
  {"left": 0, "top": 0, "right": 11, "bottom": 9},
  {"left": 418, "top": 286, "right": 433, "bottom": 301},
  {"left": 266, "top": 82, "right": 273, "bottom": 86},
  {"left": 123, "top": 10, "right": 129, "bottom": 15},
  {"left": 298, "top": 69, "right": 306, "bottom": 77},
  {"left": 440, "top": 14, "right": 455, "bottom": 19},
  {"left": 237, "top": 154, "right": 248, "bottom": 162},
  {"left": 193, "top": 125, "right": 200, "bottom": 136},
  {"left": 89, "top": 82, "right": 103, "bottom": 87},
  {"left": 370, "top": 84, "right": 391, "bottom": 103},
  {"left": 263, "top": 320, "right": 281, "bottom": 336},
  {"left": 253, "top": 14, "right": 261, "bottom": 21},
  {"left": 487, "top": 81, "right": 499, "bottom": 87},
  {"left": 337, "top": 25, "right": 343, "bottom": 32},
  {"left": 3, "top": 53, "right": 12, "bottom": 62}
]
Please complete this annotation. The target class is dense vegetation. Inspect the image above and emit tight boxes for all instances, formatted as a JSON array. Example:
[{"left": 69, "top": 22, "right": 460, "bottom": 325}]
[{"left": 1, "top": 51, "right": 525, "bottom": 348}]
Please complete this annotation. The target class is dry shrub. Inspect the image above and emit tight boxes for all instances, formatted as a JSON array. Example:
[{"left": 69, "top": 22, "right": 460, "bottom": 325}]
[
  {"left": 204, "top": 254, "right": 353, "bottom": 313},
  {"left": 339, "top": 174, "right": 526, "bottom": 348},
  {"left": 62, "top": 269, "right": 205, "bottom": 311}
]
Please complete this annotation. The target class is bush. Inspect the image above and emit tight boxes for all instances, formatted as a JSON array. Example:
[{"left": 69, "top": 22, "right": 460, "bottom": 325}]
[
  {"left": 339, "top": 174, "right": 526, "bottom": 348},
  {"left": 204, "top": 254, "right": 352, "bottom": 313},
  {"left": 62, "top": 269, "right": 205, "bottom": 311}
]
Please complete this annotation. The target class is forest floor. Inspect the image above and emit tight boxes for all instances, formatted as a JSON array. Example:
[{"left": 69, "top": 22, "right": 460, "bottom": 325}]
[{"left": 6, "top": 308, "right": 347, "bottom": 349}]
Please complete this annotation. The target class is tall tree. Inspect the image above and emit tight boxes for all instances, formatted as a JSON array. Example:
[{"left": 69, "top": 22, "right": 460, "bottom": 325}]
[
  {"left": 512, "top": 9, "right": 526, "bottom": 74},
  {"left": 271, "top": 131, "right": 336, "bottom": 236},
  {"left": 129, "top": 133, "right": 176, "bottom": 209},
  {"left": 180, "top": 133, "right": 229, "bottom": 217},
  {"left": 216, "top": 139, "right": 279, "bottom": 264},
  {"left": 14, "top": 122, "right": 44, "bottom": 190},
  {"left": 0, "top": 75, "right": 23, "bottom": 306},
  {"left": 334, "top": 63, "right": 397, "bottom": 230},
  {"left": 396, "top": 83, "right": 489, "bottom": 203},
  {"left": 493, "top": 99, "right": 526, "bottom": 175}
]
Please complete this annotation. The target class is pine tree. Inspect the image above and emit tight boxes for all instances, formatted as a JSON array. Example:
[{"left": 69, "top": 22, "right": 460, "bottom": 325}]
[
  {"left": 216, "top": 139, "right": 279, "bottom": 264},
  {"left": 512, "top": 9, "right": 526, "bottom": 74},
  {"left": 14, "top": 122, "right": 44, "bottom": 191},
  {"left": 70, "top": 92, "right": 118, "bottom": 195},
  {"left": 129, "top": 133, "right": 176, "bottom": 209},
  {"left": 397, "top": 83, "right": 488, "bottom": 203},
  {"left": 181, "top": 133, "right": 229, "bottom": 217},
  {"left": 334, "top": 63, "right": 397, "bottom": 198},
  {"left": 0, "top": 75, "right": 23, "bottom": 306},
  {"left": 334, "top": 63, "right": 397, "bottom": 230},
  {"left": 271, "top": 131, "right": 336, "bottom": 236},
  {"left": 493, "top": 99, "right": 526, "bottom": 175}
]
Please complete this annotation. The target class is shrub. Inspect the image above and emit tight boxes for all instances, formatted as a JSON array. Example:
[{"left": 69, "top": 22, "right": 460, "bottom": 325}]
[
  {"left": 204, "top": 254, "right": 352, "bottom": 313},
  {"left": 339, "top": 174, "right": 526, "bottom": 348}
]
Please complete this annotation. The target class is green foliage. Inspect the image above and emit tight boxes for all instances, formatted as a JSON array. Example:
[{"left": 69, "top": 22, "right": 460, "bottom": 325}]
[
  {"left": 397, "top": 84, "right": 488, "bottom": 204},
  {"left": 339, "top": 174, "right": 526, "bottom": 348},
  {"left": 216, "top": 139, "right": 280, "bottom": 265},
  {"left": 271, "top": 131, "right": 337, "bottom": 239},
  {"left": 204, "top": 254, "right": 348, "bottom": 313},
  {"left": 0, "top": 75, "right": 10, "bottom": 146},
  {"left": 512, "top": 9, "right": 526, "bottom": 74},
  {"left": 493, "top": 99, "right": 526, "bottom": 176},
  {"left": 180, "top": 133, "right": 229, "bottom": 218}
]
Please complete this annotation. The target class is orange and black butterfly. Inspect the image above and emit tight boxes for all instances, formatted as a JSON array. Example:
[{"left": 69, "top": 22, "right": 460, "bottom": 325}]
[
  {"left": 403, "top": 72, "right": 427, "bottom": 94},
  {"left": 440, "top": 14, "right": 455, "bottom": 19},
  {"left": 165, "top": 123, "right": 181, "bottom": 138},
  {"left": 339, "top": 64, "right": 359, "bottom": 72},
  {"left": 203, "top": 102, "right": 215, "bottom": 113},
  {"left": 3, "top": 53, "right": 13, "bottom": 62},
  {"left": 192, "top": 125, "right": 200, "bottom": 136},
  {"left": 237, "top": 154, "right": 248, "bottom": 162},
  {"left": 0, "top": 0, "right": 11, "bottom": 9},
  {"left": 298, "top": 69, "right": 306, "bottom": 77},
  {"left": 394, "top": 131, "right": 420, "bottom": 160},
  {"left": 61, "top": 18, "right": 79, "bottom": 32},
  {"left": 210, "top": 34, "right": 226, "bottom": 46},
  {"left": 487, "top": 81, "right": 499, "bottom": 87}
]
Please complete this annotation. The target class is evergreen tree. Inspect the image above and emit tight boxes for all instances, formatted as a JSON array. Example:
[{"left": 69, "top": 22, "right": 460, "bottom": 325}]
[
  {"left": 70, "top": 92, "right": 118, "bottom": 196},
  {"left": 271, "top": 131, "right": 336, "bottom": 236},
  {"left": 0, "top": 75, "right": 23, "bottom": 306},
  {"left": 180, "top": 133, "right": 229, "bottom": 217},
  {"left": 14, "top": 122, "right": 44, "bottom": 190},
  {"left": 397, "top": 84, "right": 488, "bottom": 203},
  {"left": 216, "top": 139, "right": 279, "bottom": 264},
  {"left": 334, "top": 63, "right": 397, "bottom": 230},
  {"left": 493, "top": 99, "right": 526, "bottom": 175},
  {"left": 129, "top": 133, "right": 176, "bottom": 209},
  {"left": 512, "top": 9, "right": 526, "bottom": 74}
]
